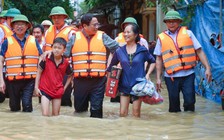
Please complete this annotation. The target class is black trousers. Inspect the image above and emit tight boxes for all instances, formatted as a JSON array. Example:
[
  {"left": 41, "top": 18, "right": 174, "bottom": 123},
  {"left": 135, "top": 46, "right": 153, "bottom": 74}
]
[
  {"left": 7, "top": 79, "right": 34, "bottom": 112},
  {"left": 73, "top": 76, "right": 106, "bottom": 118}
]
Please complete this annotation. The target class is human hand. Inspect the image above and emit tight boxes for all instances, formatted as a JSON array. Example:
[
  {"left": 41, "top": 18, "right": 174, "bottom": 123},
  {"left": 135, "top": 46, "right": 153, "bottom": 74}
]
[
  {"left": 33, "top": 88, "right": 42, "bottom": 97},
  {"left": 145, "top": 75, "right": 151, "bottom": 81},
  {"left": 156, "top": 79, "right": 163, "bottom": 92},
  {"left": 0, "top": 80, "right": 6, "bottom": 94},
  {"left": 148, "top": 41, "right": 156, "bottom": 48},
  {"left": 40, "top": 50, "right": 52, "bottom": 61},
  {"left": 205, "top": 69, "right": 212, "bottom": 83}
]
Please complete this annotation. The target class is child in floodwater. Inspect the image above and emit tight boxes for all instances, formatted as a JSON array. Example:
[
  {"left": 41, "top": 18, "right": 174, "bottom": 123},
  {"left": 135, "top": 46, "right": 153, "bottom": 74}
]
[{"left": 34, "top": 37, "right": 73, "bottom": 116}]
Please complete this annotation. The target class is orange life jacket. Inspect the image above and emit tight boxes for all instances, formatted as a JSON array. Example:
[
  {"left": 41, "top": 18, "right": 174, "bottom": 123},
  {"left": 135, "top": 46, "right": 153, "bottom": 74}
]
[
  {"left": 0, "top": 24, "right": 13, "bottom": 43},
  {"left": 71, "top": 31, "right": 107, "bottom": 77},
  {"left": 158, "top": 27, "right": 197, "bottom": 75},
  {"left": 44, "top": 25, "right": 75, "bottom": 51},
  {"left": 117, "top": 32, "right": 145, "bottom": 46},
  {"left": 5, "top": 35, "right": 39, "bottom": 80}
]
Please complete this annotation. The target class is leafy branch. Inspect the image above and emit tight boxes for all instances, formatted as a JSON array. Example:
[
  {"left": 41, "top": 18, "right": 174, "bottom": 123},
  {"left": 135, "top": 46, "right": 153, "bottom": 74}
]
[{"left": 156, "top": 0, "right": 206, "bottom": 26}]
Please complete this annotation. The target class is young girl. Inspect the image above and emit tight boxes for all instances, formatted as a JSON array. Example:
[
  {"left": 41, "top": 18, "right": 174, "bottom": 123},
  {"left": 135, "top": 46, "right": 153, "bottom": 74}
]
[
  {"left": 107, "top": 23, "right": 156, "bottom": 117},
  {"left": 34, "top": 37, "right": 73, "bottom": 116}
]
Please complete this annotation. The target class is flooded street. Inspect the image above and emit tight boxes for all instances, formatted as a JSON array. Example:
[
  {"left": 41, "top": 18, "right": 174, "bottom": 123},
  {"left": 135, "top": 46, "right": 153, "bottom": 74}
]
[{"left": 0, "top": 83, "right": 224, "bottom": 140}]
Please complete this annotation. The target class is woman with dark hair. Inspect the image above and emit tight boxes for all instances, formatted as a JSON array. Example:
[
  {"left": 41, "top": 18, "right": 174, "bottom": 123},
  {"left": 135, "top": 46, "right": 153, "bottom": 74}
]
[{"left": 107, "top": 23, "right": 156, "bottom": 117}]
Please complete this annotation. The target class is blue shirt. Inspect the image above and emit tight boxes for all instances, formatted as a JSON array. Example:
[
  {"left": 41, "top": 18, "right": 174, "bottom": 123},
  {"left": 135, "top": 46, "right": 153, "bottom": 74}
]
[
  {"left": 107, "top": 43, "right": 155, "bottom": 94},
  {"left": 0, "top": 33, "right": 43, "bottom": 56},
  {"left": 153, "top": 27, "right": 202, "bottom": 77}
]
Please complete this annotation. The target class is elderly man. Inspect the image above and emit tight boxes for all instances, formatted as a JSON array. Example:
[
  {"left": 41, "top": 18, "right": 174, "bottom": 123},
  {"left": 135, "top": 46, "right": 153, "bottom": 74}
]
[
  {"left": 0, "top": 15, "right": 42, "bottom": 112},
  {"left": 0, "top": 14, "right": 42, "bottom": 112},
  {"left": 154, "top": 10, "right": 212, "bottom": 113}
]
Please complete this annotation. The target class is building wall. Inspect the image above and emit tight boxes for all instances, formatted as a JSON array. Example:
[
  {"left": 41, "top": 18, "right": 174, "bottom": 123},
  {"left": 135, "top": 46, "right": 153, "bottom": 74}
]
[{"left": 129, "top": 0, "right": 166, "bottom": 42}]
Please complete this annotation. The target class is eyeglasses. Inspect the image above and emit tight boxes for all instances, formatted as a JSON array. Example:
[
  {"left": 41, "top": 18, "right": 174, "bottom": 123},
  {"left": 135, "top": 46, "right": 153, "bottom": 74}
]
[
  {"left": 14, "top": 23, "right": 27, "bottom": 27},
  {"left": 90, "top": 23, "right": 100, "bottom": 27}
]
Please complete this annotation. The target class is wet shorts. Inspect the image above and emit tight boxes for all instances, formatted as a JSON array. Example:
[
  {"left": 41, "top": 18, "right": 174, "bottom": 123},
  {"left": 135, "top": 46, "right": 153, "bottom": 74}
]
[
  {"left": 119, "top": 92, "right": 139, "bottom": 102},
  {"left": 40, "top": 90, "right": 52, "bottom": 101}
]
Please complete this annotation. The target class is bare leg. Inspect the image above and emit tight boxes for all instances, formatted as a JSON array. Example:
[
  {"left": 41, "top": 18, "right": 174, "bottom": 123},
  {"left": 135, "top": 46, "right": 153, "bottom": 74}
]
[
  {"left": 132, "top": 99, "right": 142, "bottom": 118},
  {"left": 52, "top": 98, "right": 61, "bottom": 116},
  {"left": 120, "top": 96, "right": 130, "bottom": 117},
  {"left": 41, "top": 95, "right": 50, "bottom": 116}
]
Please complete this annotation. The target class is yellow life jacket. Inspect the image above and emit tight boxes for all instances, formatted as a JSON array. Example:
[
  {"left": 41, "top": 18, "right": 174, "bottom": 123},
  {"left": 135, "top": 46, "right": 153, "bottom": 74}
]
[
  {"left": 117, "top": 32, "right": 145, "bottom": 47},
  {"left": 0, "top": 24, "right": 13, "bottom": 43},
  {"left": 71, "top": 31, "right": 107, "bottom": 77},
  {"left": 44, "top": 25, "right": 75, "bottom": 51},
  {"left": 117, "top": 32, "right": 126, "bottom": 47},
  {"left": 158, "top": 27, "right": 197, "bottom": 75},
  {"left": 5, "top": 35, "right": 39, "bottom": 80}
]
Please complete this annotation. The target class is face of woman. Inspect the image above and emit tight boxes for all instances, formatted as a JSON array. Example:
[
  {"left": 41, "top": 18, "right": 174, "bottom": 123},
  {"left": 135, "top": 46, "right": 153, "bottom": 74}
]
[{"left": 123, "top": 24, "right": 137, "bottom": 43}]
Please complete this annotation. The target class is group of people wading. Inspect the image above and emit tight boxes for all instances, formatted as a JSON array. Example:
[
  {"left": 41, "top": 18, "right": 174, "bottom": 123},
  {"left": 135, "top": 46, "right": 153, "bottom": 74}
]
[{"left": 0, "top": 6, "right": 211, "bottom": 118}]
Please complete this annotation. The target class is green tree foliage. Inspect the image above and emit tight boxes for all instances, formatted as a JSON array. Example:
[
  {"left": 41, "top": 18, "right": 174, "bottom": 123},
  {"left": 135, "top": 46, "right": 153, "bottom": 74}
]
[
  {"left": 3, "top": 0, "right": 74, "bottom": 24},
  {"left": 84, "top": 0, "right": 126, "bottom": 20},
  {"left": 145, "top": 0, "right": 156, "bottom": 7},
  {"left": 85, "top": 0, "right": 106, "bottom": 9},
  {"left": 74, "top": 1, "right": 89, "bottom": 16},
  {"left": 84, "top": 0, "right": 123, "bottom": 11},
  {"left": 79, "top": 2, "right": 89, "bottom": 14},
  {"left": 157, "top": 0, "right": 205, "bottom": 26},
  {"left": 85, "top": 0, "right": 205, "bottom": 27}
]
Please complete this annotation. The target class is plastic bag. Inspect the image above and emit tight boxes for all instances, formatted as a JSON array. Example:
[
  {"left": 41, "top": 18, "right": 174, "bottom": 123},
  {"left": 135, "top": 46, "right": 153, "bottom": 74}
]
[
  {"left": 140, "top": 91, "right": 163, "bottom": 105},
  {"left": 130, "top": 78, "right": 155, "bottom": 97}
]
